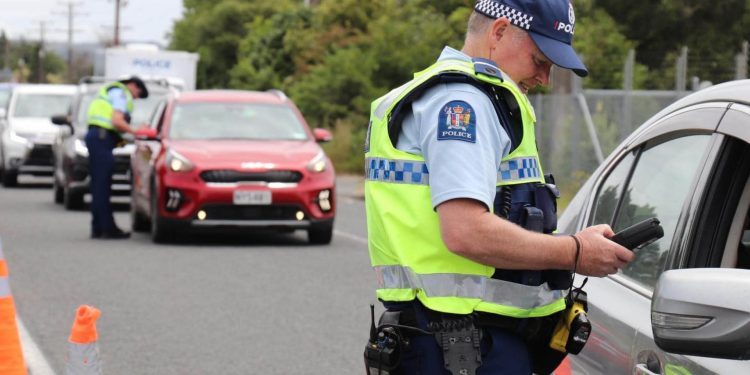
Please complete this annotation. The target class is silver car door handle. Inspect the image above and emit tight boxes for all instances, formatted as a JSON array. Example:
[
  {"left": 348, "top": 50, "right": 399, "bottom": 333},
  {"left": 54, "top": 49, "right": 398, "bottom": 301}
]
[{"left": 634, "top": 363, "right": 660, "bottom": 375}]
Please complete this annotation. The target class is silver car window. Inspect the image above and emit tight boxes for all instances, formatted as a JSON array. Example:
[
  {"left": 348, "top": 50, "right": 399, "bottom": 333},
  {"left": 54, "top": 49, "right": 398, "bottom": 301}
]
[
  {"left": 590, "top": 152, "right": 636, "bottom": 226},
  {"left": 614, "top": 135, "right": 711, "bottom": 289}
]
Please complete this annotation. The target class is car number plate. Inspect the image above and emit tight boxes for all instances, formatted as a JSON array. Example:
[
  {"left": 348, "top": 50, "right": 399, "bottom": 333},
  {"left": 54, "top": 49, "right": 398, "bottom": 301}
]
[{"left": 233, "top": 190, "right": 272, "bottom": 205}]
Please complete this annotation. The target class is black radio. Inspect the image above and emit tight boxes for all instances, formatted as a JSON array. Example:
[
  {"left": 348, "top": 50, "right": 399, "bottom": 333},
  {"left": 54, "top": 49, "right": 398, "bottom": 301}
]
[{"left": 611, "top": 217, "right": 665, "bottom": 251}]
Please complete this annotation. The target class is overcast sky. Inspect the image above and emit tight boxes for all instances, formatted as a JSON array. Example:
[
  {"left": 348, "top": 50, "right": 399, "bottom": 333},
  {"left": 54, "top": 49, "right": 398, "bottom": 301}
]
[{"left": 0, "top": 0, "right": 184, "bottom": 46}]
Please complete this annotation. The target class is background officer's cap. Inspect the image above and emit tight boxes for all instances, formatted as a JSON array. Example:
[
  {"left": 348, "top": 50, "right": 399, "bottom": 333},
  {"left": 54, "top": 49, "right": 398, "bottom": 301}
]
[
  {"left": 119, "top": 76, "right": 149, "bottom": 99},
  {"left": 474, "top": 0, "right": 588, "bottom": 77}
]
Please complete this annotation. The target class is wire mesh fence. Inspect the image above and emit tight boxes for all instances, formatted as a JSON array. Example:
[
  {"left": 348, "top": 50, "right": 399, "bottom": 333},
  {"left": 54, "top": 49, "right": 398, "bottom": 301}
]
[{"left": 531, "top": 89, "right": 687, "bottom": 207}]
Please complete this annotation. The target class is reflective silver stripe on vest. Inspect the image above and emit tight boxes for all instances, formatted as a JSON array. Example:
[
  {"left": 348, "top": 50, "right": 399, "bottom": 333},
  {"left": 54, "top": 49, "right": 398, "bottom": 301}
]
[
  {"left": 375, "top": 265, "right": 563, "bottom": 309},
  {"left": 90, "top": 115, "right": 113, "bottom": 126},
  {"left": 366, "top": 157, "right": 429, "bottom": 185},
  {"left": 0, "top": 277, "right": 10, "bottom": 298},
  {"left": 497, "top": 156, "right": 541, "bottom": 183},
  {"left": 374, "top": 81, "right": 411, "bottom": 119}
]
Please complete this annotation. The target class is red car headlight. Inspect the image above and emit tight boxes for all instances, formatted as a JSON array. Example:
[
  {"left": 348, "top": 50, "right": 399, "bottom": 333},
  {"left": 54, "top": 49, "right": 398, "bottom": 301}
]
[
  {"left": 166, "top": 149, "right": 194, "bottom": 173},
  {"left": 306, "top": 151, "right": 327, "bottom": 173}
]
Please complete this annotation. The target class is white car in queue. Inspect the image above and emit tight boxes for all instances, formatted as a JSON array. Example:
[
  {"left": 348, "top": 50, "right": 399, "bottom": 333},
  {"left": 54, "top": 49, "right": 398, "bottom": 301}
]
[{"left": 0, "top": 84, "right": 76, "bottom": 187}]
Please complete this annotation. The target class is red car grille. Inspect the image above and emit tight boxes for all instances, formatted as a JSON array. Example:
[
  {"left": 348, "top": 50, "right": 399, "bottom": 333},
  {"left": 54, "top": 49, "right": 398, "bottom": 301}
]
[
  {"left": 200, "top": 204, "right": 304, "bottom": 221},
  {"left": 200, "top": 170, "right": 303, "bottom": 183}
]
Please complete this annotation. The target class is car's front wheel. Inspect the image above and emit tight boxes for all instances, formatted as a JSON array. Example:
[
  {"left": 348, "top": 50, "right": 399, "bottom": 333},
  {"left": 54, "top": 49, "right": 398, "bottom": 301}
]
[
  {"left": 53, "top": 177, "right": 64, "bottom": 204},
  {"left": 1, "top": 169, "right": 18, "bottom": 187},
  {"left": 308, "top": 222, "right": 333, "bottom": 245},
  {"left": 63, "top": 187, "right": 84, "bottom": 210},
  {"left": 150, "top": 187, "right": 175, "bottom": 243}
]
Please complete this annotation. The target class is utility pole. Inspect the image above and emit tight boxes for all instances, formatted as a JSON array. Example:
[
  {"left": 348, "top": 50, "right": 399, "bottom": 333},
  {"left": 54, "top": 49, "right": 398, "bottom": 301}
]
[
  {"left": 113, "top": 0, "right": 128, "bottom": 46},
  {"left": 114, "top": 0, "right": 120, "bottom": 46},
  {"left": 3, "top": 33, "right": 9, "bottom": 70},
  {"left": 30, "top": 21, "right": 47, "bottom": 83},
  {"left": 53, "top": 1, "right": 85, "bottom": 83}
]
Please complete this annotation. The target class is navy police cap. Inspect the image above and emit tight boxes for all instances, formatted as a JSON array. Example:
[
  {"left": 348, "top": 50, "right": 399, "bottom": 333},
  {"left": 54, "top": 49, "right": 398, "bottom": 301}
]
[{"left": 474, "top": 0, "right": 588, "bottom": 77}]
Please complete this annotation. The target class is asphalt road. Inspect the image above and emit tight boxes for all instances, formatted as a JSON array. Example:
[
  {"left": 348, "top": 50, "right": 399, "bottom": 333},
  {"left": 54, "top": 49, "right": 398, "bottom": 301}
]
[{"left": 0, "top": 175, "right": 379, "bottom": 375}]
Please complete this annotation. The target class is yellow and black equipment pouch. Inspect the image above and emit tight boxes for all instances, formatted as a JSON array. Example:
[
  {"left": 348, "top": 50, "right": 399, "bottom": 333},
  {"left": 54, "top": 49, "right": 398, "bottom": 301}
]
[
  {"left": 521, "top": 286, "right": 591, "bottom": 374},
  {"left": 550, "top": 290, "right": 591, "bottom": 354}
]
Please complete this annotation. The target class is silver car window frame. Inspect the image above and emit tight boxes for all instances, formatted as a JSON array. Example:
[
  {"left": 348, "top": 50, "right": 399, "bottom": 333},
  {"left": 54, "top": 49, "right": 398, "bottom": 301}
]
[{"left": 580, "top": 103, "right": 729, "bottom": 297}]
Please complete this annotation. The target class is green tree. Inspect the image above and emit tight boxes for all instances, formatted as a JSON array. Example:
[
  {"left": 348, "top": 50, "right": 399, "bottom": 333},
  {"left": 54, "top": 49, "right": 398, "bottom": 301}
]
[
  {"left": 575, "top": 0, "right": 648, "bottom": 89},
  {"left": 597, "top": 0, "right": 750, "bottom": 89},
  {"left": 170, "top": 0, "right": 299, "bottom": 88},
  {"left": 229, "top": 7, "right": 311, "bottom": 90}
]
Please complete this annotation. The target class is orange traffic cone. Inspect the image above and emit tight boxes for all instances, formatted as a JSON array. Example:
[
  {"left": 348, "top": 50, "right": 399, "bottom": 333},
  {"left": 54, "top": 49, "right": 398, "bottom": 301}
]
[
  {"left": 66, "top": 305, "right": 103, "bottom": 375},
  {"left": 0, "top": 239, "right": 26, "bottom": 375}
]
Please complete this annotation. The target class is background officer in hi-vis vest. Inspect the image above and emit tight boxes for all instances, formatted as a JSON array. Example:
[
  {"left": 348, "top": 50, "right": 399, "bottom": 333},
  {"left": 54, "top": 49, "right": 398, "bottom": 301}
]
[
  {"left": 363, "top": 1, "right": 635, "bottom": 374},
  {"left": 86, "top": 76, "right": 149, "bottom": 240}
]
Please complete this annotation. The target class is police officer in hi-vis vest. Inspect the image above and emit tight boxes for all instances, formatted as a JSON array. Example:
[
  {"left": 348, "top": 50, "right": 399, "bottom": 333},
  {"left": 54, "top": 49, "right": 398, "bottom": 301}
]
[
  {"left": 86, "top": 76, "right": 148, "bottom": 239},
  {"left": 364, "top": 1, "right": 635, "bottom": 374}
]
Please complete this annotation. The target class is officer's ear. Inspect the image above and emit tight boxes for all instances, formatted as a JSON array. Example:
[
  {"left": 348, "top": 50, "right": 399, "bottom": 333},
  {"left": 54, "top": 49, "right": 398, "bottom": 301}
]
[{"left": 490, "top": 17, "right": 511, "bottom": 43}]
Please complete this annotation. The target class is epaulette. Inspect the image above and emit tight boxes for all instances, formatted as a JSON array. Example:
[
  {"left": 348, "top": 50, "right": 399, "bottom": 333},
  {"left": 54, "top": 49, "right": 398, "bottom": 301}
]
[{"left": 472, "top": 57, "right": 504, "bottom": 81}]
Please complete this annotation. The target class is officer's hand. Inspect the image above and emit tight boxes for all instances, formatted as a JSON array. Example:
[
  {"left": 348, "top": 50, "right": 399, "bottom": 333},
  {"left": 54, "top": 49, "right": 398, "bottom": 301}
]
[{"left": 573, "top": 225, "right": 635, "bottom": 277}]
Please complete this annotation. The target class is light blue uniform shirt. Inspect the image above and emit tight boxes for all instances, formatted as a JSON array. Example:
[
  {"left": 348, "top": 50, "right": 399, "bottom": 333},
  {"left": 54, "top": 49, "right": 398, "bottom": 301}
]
[
  {"left": 396, "top": 47, "right": 511, "bottom": 210},
  {"left": 107, "top": 87, "right": 128, "bottom": 113}
]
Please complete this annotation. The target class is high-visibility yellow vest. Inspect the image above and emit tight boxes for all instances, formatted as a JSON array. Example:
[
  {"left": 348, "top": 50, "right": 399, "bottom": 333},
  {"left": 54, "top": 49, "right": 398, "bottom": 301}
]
[
  {"left": 87, "top": 82, "right": 134, "bottom": 133},
  {"left": 365, "top": 58, "right": 565, "bottom": 318}
]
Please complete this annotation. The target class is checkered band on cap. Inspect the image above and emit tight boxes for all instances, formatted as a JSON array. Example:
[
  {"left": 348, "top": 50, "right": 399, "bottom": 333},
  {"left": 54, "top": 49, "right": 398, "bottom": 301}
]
[{"left": 475, "top": 0, "right": 533, "bottom": 30}]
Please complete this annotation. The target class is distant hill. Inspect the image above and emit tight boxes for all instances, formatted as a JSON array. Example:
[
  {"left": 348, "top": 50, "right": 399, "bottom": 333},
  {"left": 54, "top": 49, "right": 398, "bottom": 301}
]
[{"left": 16, "top": 40, "right": 168, "bottom": 60}]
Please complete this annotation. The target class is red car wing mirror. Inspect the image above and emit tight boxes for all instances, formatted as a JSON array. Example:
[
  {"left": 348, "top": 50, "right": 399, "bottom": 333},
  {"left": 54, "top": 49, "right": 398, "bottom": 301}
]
[{"left": 313, "top": 128, "right": 332, "bottom": 143}]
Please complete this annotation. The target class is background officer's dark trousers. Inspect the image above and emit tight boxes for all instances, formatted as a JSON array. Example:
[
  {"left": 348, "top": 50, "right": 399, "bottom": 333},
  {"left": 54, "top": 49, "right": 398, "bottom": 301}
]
[
  {"left": 385, "top": 300, "right": 532, "bottom": 374},
  {"left": 85, "top": 126, "right": 118, "bottom": 235}
]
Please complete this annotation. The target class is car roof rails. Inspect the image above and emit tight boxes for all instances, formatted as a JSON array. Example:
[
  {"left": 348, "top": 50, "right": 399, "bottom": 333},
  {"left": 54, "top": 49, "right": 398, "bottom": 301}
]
[{"left": 266, "top": 89, "right": 288, "bottom": 101}]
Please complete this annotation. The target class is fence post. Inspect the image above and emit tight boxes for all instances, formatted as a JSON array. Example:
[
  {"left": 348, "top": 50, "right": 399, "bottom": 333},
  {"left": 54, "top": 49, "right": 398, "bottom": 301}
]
[
  {"left": 675, "top": 46, "right": 688, "bottom": 93},
  {"left": 622, "top": 49, "right": 635, "bottom": 141},
  {"left": 736, "top": 41, "right": 748, "bottom": 80}
]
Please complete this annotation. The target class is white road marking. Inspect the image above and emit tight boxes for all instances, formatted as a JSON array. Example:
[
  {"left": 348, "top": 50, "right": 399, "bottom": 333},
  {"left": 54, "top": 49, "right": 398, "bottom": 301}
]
[
  {"left": 334, "top": 230, "right": 368, "bottom": 245},
  {"left": 18, "top": 316, "right": 57, "bottom": 375}
]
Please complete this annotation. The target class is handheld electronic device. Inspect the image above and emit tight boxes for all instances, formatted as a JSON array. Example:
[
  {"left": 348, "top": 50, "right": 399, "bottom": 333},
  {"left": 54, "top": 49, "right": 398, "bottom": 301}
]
[{"left": 611, "top": 217, "right": 664, "bottom": 250}]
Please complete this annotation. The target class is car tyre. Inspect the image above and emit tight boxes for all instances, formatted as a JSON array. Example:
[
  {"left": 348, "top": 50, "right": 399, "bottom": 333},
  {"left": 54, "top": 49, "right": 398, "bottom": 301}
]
[
  {"left": 308, "top": 222, "right": 333, "bottom": 245},
  {"left": 150, "top": 188, "right": 175, "bottom": 243},
  {"left": 53, "top": 178, "right": 64, "bottom": 204},
  {"left": 63, "top": 187, "right": 85, "bottom": 210},
  {"left": 1, "top": 170, "right": 18, "bottom": 187}
]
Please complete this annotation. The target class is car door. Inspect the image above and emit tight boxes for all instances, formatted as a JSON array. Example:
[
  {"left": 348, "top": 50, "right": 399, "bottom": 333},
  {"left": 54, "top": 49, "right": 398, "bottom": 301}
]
[
  {"left": 133, "top": 100, "right": 166, "bottom": 209},
  {"left": 564, "top": 105, "right": 727, "bottom": 375}
]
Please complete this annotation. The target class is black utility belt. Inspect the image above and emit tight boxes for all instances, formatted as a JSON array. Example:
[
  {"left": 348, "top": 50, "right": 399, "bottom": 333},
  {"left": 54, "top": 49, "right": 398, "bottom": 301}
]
[
  {"left": 88, "top": 125, "right": 116, "bottom": 133},
  {"left": 89, "top": 125, "right": 124, "bottom": 141},
  {"left": 424, "top": 309, "right": 522, "bottom": 333}
]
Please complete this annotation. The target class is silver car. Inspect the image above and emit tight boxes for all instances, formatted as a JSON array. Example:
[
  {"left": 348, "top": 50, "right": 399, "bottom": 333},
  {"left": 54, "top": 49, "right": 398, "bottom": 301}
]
[
  {"left": 559, "top": 79, "right": 750, "bottom": 374},
  {"left": 0, "top": 84, "right": 76, "bottom": 187}
]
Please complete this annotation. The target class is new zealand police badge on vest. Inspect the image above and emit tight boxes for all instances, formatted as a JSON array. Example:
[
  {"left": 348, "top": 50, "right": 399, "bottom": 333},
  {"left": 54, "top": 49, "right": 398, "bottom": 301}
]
[{"left": 438, "top": 101, "right": 476, "bottom": 143}]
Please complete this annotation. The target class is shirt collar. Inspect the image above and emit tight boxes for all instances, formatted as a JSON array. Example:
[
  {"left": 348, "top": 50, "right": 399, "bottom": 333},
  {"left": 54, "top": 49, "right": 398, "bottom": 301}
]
[{"left": 437, "top": 46, "right": 472, "bottom": 63}]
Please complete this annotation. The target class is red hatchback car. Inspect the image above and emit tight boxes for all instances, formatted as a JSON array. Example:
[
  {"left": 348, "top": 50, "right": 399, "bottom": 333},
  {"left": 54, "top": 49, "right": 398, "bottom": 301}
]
[{"left": 130, "top": 90, "right": 336, "bottom": 244}]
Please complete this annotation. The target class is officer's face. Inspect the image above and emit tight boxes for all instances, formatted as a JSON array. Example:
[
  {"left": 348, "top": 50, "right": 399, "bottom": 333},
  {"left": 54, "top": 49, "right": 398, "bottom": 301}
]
[{"left": 496, "top": 27, "right": 552, "bottom": 93}]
